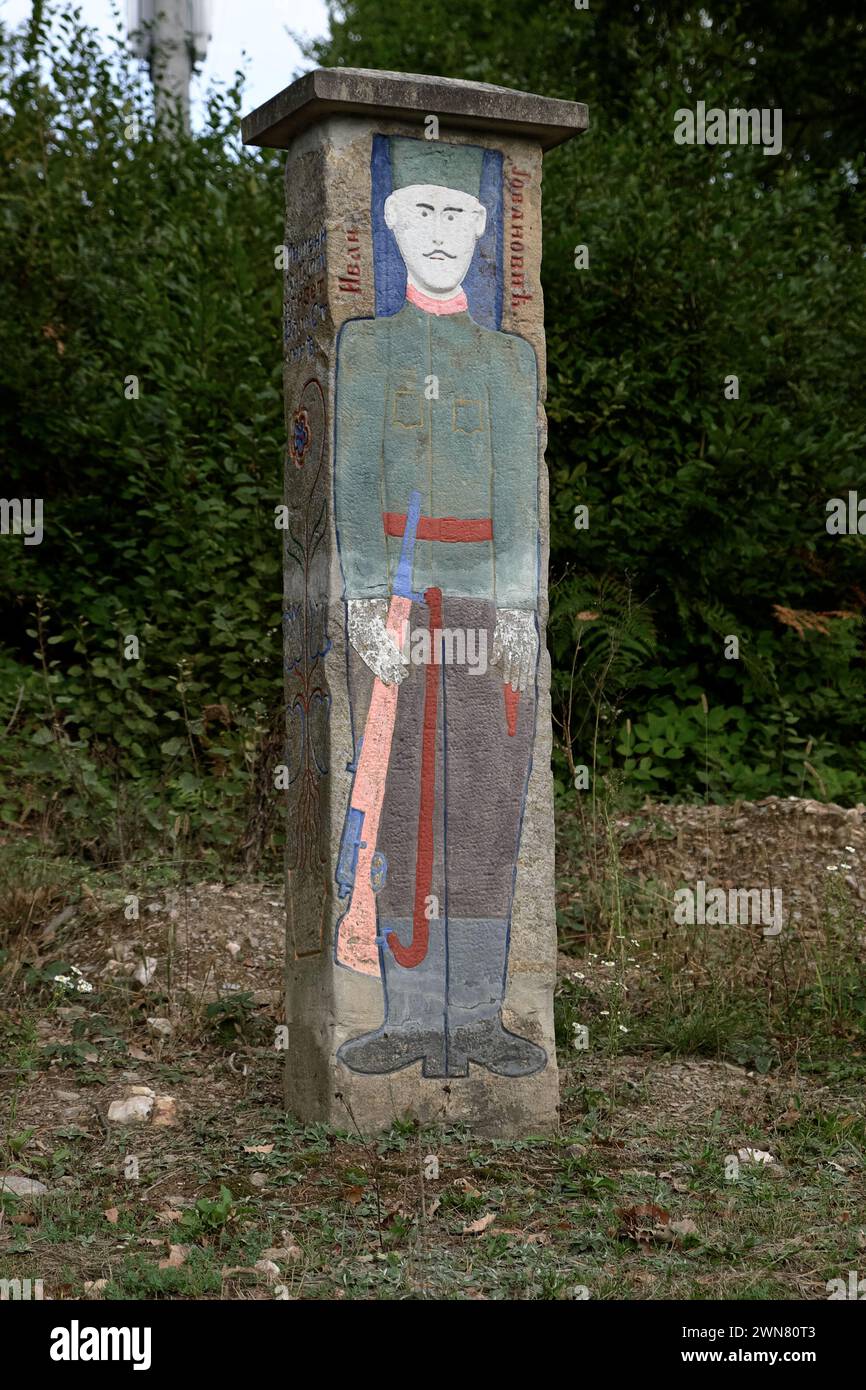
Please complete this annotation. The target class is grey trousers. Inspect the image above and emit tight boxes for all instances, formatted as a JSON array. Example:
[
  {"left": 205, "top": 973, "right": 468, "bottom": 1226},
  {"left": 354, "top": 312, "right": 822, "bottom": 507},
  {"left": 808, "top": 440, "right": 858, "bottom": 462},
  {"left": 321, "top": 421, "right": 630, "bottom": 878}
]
[{"left": 347, "top": 596, "right": 536, "bottom": 929}]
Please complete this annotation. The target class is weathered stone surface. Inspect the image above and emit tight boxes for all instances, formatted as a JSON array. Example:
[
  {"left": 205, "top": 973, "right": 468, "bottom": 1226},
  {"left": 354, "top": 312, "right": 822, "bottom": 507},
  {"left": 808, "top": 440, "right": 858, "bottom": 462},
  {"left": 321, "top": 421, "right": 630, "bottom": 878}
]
[
  {"left": 151, "top": 1095, "right": 179, "bottom": 1127},
  {"left": 244, "top": 69, "right": 586, "bottom": 1136},
  {"left": 0, "top": 1174, "right": 49, "bottom": 1197},
  {"left": 146, "top": 1016, "right": 173, "bottom": 1038},
  {"left": 242, "top": 67, "right": 588, "bottom": 152},
  {"left": 106, "top": 1089, "right": 178, "bottom": 1126},
  {"left": 107, "top": 1094, "right": 154, "bottom": 1125}
]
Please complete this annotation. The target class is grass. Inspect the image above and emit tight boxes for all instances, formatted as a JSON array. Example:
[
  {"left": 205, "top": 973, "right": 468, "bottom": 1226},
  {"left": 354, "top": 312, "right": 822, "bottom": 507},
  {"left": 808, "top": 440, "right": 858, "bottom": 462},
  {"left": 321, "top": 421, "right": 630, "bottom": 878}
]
[
  {"left": 555, "top": 786, "right": 866, "bottom": 1077},
  {"left": 0, "top": 990, "right": 863, "bottom": 1300},
  {"left": 0, "top": 1082, "right": 862, "bottom": 1300},
  {"left": 0, "top": 789, "right": 864, "bottom": 1299}
]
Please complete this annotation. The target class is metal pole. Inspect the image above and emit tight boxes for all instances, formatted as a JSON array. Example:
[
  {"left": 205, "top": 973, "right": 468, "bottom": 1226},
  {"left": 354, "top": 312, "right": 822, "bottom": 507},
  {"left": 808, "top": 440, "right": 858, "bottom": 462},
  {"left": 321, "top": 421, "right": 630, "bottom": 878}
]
[
  {"left": 128, "top": 2, "right": 212, "bottom": 131},
  {"left": 150, "top": 0, "right": 192, "bottom": 129}
]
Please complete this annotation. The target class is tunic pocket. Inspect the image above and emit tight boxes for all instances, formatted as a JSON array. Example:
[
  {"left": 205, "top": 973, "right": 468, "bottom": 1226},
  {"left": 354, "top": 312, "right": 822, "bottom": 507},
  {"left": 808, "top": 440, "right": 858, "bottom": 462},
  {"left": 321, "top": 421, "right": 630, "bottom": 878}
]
[
  {"left": 392, "top": 389, "right": 423, "bottom": 429},
  {"left": 452, "top": 397, "right": 484, "bottom": 435}
]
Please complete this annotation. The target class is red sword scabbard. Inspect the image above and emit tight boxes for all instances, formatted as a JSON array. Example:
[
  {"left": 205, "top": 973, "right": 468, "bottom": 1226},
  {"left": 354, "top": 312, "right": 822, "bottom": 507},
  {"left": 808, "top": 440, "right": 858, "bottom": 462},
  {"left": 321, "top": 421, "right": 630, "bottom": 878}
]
[{"left": 388, "top": 586, "right": 442, "bottom": 970}]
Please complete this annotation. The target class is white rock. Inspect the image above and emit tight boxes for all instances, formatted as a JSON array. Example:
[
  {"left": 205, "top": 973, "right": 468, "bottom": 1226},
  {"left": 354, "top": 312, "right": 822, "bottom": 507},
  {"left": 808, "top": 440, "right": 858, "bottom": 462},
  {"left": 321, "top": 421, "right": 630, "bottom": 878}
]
[
  {"left": 133, "top": 956, "right": 158, "bottom": 987},
  {"left": 146, "top": 1017, "right": 173, "bottom": 1038},
  {"left": 0, "top": 1174, "right": 49, "bottom": 1197},
  {"left": 107, "top": 1095, "right": 154, "bottom": 1125}
]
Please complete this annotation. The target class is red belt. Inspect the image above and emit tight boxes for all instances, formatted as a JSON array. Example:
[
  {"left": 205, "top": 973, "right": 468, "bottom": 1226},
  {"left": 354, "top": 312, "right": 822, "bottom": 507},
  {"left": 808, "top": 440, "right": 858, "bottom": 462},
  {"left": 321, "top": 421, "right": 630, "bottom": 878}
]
[{"left": 383, "top": 511, "right": 493, "bottom": 543}]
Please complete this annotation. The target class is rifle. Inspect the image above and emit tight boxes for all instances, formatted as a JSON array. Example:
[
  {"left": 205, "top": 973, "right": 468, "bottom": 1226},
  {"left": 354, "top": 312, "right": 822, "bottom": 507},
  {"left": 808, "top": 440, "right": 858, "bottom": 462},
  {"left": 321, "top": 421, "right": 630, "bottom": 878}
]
[{"left": 334, "top": 490, "right": 423, "bottom": 975}]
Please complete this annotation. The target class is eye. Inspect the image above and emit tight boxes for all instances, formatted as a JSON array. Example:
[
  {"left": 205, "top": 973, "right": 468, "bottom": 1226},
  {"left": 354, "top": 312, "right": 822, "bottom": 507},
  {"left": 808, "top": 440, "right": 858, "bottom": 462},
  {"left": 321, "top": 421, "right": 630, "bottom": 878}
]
[
  {"left": 420, "top": 209, "right": 428, "bottom": 217},
  {"left": 446, "top": 213, "right": 454, "bottom": 221}
]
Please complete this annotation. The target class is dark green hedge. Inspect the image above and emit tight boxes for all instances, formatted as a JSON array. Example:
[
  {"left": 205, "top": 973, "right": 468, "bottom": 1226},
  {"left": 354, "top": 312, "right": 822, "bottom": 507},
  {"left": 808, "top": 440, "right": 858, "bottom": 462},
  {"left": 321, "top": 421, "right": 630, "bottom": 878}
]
[{"left": 1, "top": 3, "right": 865, "bottom": 866}]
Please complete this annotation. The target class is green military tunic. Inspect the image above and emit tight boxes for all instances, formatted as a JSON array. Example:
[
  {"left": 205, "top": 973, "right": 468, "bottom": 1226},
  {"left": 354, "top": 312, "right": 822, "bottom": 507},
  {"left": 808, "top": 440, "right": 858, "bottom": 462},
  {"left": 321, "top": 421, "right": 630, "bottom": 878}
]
[{"left": 334, "top": 301, "right": 539, "bottom": 610}]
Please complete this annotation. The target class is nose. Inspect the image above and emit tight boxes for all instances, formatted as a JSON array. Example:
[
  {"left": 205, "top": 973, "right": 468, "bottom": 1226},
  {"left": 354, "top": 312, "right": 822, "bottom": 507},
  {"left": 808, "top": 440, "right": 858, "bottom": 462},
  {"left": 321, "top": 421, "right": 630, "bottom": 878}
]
[{"left": 432, "top": 209, "right": 451, "bottom": 243}]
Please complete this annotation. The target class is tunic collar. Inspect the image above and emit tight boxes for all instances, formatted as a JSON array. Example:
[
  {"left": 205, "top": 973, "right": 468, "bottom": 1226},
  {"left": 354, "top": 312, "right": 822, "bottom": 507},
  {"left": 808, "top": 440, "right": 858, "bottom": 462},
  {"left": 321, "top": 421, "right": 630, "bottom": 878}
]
[{"left": 405, "top": 282, "right": 468, "bottom": 316}]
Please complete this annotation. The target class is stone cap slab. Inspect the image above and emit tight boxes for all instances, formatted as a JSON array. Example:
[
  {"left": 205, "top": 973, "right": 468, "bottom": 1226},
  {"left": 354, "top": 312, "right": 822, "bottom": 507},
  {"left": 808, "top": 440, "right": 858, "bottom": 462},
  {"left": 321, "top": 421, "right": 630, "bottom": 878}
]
[{"left": 241, "top": 67, "right": 588, "bottom": 152}]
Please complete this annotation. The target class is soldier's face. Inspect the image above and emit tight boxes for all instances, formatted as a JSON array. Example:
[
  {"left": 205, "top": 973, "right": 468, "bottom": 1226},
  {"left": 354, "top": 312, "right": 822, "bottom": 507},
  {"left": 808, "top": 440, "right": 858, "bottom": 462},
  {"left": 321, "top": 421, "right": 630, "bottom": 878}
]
[{"left": 384, "top": 184, "right": 487, "bottom": 296}]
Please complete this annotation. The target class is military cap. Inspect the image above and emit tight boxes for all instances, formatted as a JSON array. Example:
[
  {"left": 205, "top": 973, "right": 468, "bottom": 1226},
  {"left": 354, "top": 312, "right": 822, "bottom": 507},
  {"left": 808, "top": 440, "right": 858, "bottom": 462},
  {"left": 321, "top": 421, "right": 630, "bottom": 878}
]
[{"left": 389, "top": 135, "right": 484, "bottom": 198}]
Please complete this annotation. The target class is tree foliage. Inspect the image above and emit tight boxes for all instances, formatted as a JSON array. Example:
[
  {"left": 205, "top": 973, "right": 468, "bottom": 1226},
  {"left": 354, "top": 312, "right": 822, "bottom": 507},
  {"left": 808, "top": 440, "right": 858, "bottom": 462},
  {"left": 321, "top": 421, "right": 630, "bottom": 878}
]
[
  {"left": 309, "top": 0, "right": 866, "bottom": 802},
  {"left": 1, "top": 2, "right": 865, "bottom": 871},
  {"left": 0, "top": 7, "right": 285, "bottom": 861}
]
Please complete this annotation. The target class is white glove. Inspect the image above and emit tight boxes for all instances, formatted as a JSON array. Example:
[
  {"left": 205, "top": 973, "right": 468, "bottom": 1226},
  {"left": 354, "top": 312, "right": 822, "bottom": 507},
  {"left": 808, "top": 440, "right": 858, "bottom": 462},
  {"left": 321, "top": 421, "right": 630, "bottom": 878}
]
[
  {"left": 347, "top": 598, "right": 409, "bottom": 686},
  {"left": 491, "top": 608, "right": 538, "bottom": 692}
]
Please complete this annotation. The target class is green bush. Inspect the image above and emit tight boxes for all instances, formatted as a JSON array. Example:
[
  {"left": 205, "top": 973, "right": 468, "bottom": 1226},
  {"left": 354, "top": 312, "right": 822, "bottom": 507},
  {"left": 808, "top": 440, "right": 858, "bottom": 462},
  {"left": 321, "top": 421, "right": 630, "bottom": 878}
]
[
  {"left": 308, "top": 0, "right": 866, "bottom": 804},
  {"left": 0, "top": 7, "right": 286, "bottom": 862},
  {"left": 1, "top": 2, "right": 865, "bottom": 875}
]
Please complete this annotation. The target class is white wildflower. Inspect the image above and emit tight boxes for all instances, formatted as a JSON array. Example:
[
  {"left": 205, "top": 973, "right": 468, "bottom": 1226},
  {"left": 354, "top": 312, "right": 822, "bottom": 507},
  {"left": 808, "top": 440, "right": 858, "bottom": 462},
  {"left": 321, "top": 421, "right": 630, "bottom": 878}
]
[{"left": 52, "top": 965, "right": 94, "bottom": 994}]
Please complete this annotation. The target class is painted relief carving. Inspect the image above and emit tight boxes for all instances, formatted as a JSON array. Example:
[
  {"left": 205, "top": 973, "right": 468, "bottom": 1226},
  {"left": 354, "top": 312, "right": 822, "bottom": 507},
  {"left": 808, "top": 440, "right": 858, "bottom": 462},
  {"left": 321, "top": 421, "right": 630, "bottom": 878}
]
[{"left": 333, "top": 136, "right": 546, "bottom": 1078}]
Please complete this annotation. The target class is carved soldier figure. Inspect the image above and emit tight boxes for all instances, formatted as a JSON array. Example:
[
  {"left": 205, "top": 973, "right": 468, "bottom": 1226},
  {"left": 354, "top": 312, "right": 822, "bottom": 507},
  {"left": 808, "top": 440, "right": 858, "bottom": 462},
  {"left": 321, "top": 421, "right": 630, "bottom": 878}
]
[{"left": 333, "top": 136, "right": 546, "bottom": 1078}]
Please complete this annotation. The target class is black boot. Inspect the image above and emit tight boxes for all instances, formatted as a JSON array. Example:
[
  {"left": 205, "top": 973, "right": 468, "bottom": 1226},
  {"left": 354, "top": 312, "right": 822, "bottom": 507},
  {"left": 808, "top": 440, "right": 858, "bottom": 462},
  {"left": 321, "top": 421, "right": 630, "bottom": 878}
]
[
  {"left": 446, "top": 918, "right": 547, "bottom": 1077},
  {"left": 337, "top": 920, "right": 448, "bottom": 1077}
]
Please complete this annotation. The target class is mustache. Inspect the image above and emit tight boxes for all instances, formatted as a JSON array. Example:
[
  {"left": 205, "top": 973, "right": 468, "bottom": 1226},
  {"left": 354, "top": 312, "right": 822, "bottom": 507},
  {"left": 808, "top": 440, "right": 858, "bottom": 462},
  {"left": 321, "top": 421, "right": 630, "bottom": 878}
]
[{"left": 424, "top": 249, "right": 457, "bottom": 259}]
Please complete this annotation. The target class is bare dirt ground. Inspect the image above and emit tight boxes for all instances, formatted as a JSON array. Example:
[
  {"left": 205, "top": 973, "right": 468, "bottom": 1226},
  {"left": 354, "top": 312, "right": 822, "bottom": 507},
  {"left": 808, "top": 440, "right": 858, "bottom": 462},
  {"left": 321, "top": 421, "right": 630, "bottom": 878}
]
[{"left": 1, "top": 796, "right": 864, "bottom": 1299}]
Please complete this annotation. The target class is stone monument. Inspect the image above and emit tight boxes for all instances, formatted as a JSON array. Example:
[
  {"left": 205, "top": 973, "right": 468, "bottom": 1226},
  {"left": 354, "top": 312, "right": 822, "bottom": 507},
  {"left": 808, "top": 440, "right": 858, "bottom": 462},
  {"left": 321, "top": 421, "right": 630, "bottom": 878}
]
[{"left": 242, "top": 68, "right": 587, "bottom": 1135}]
